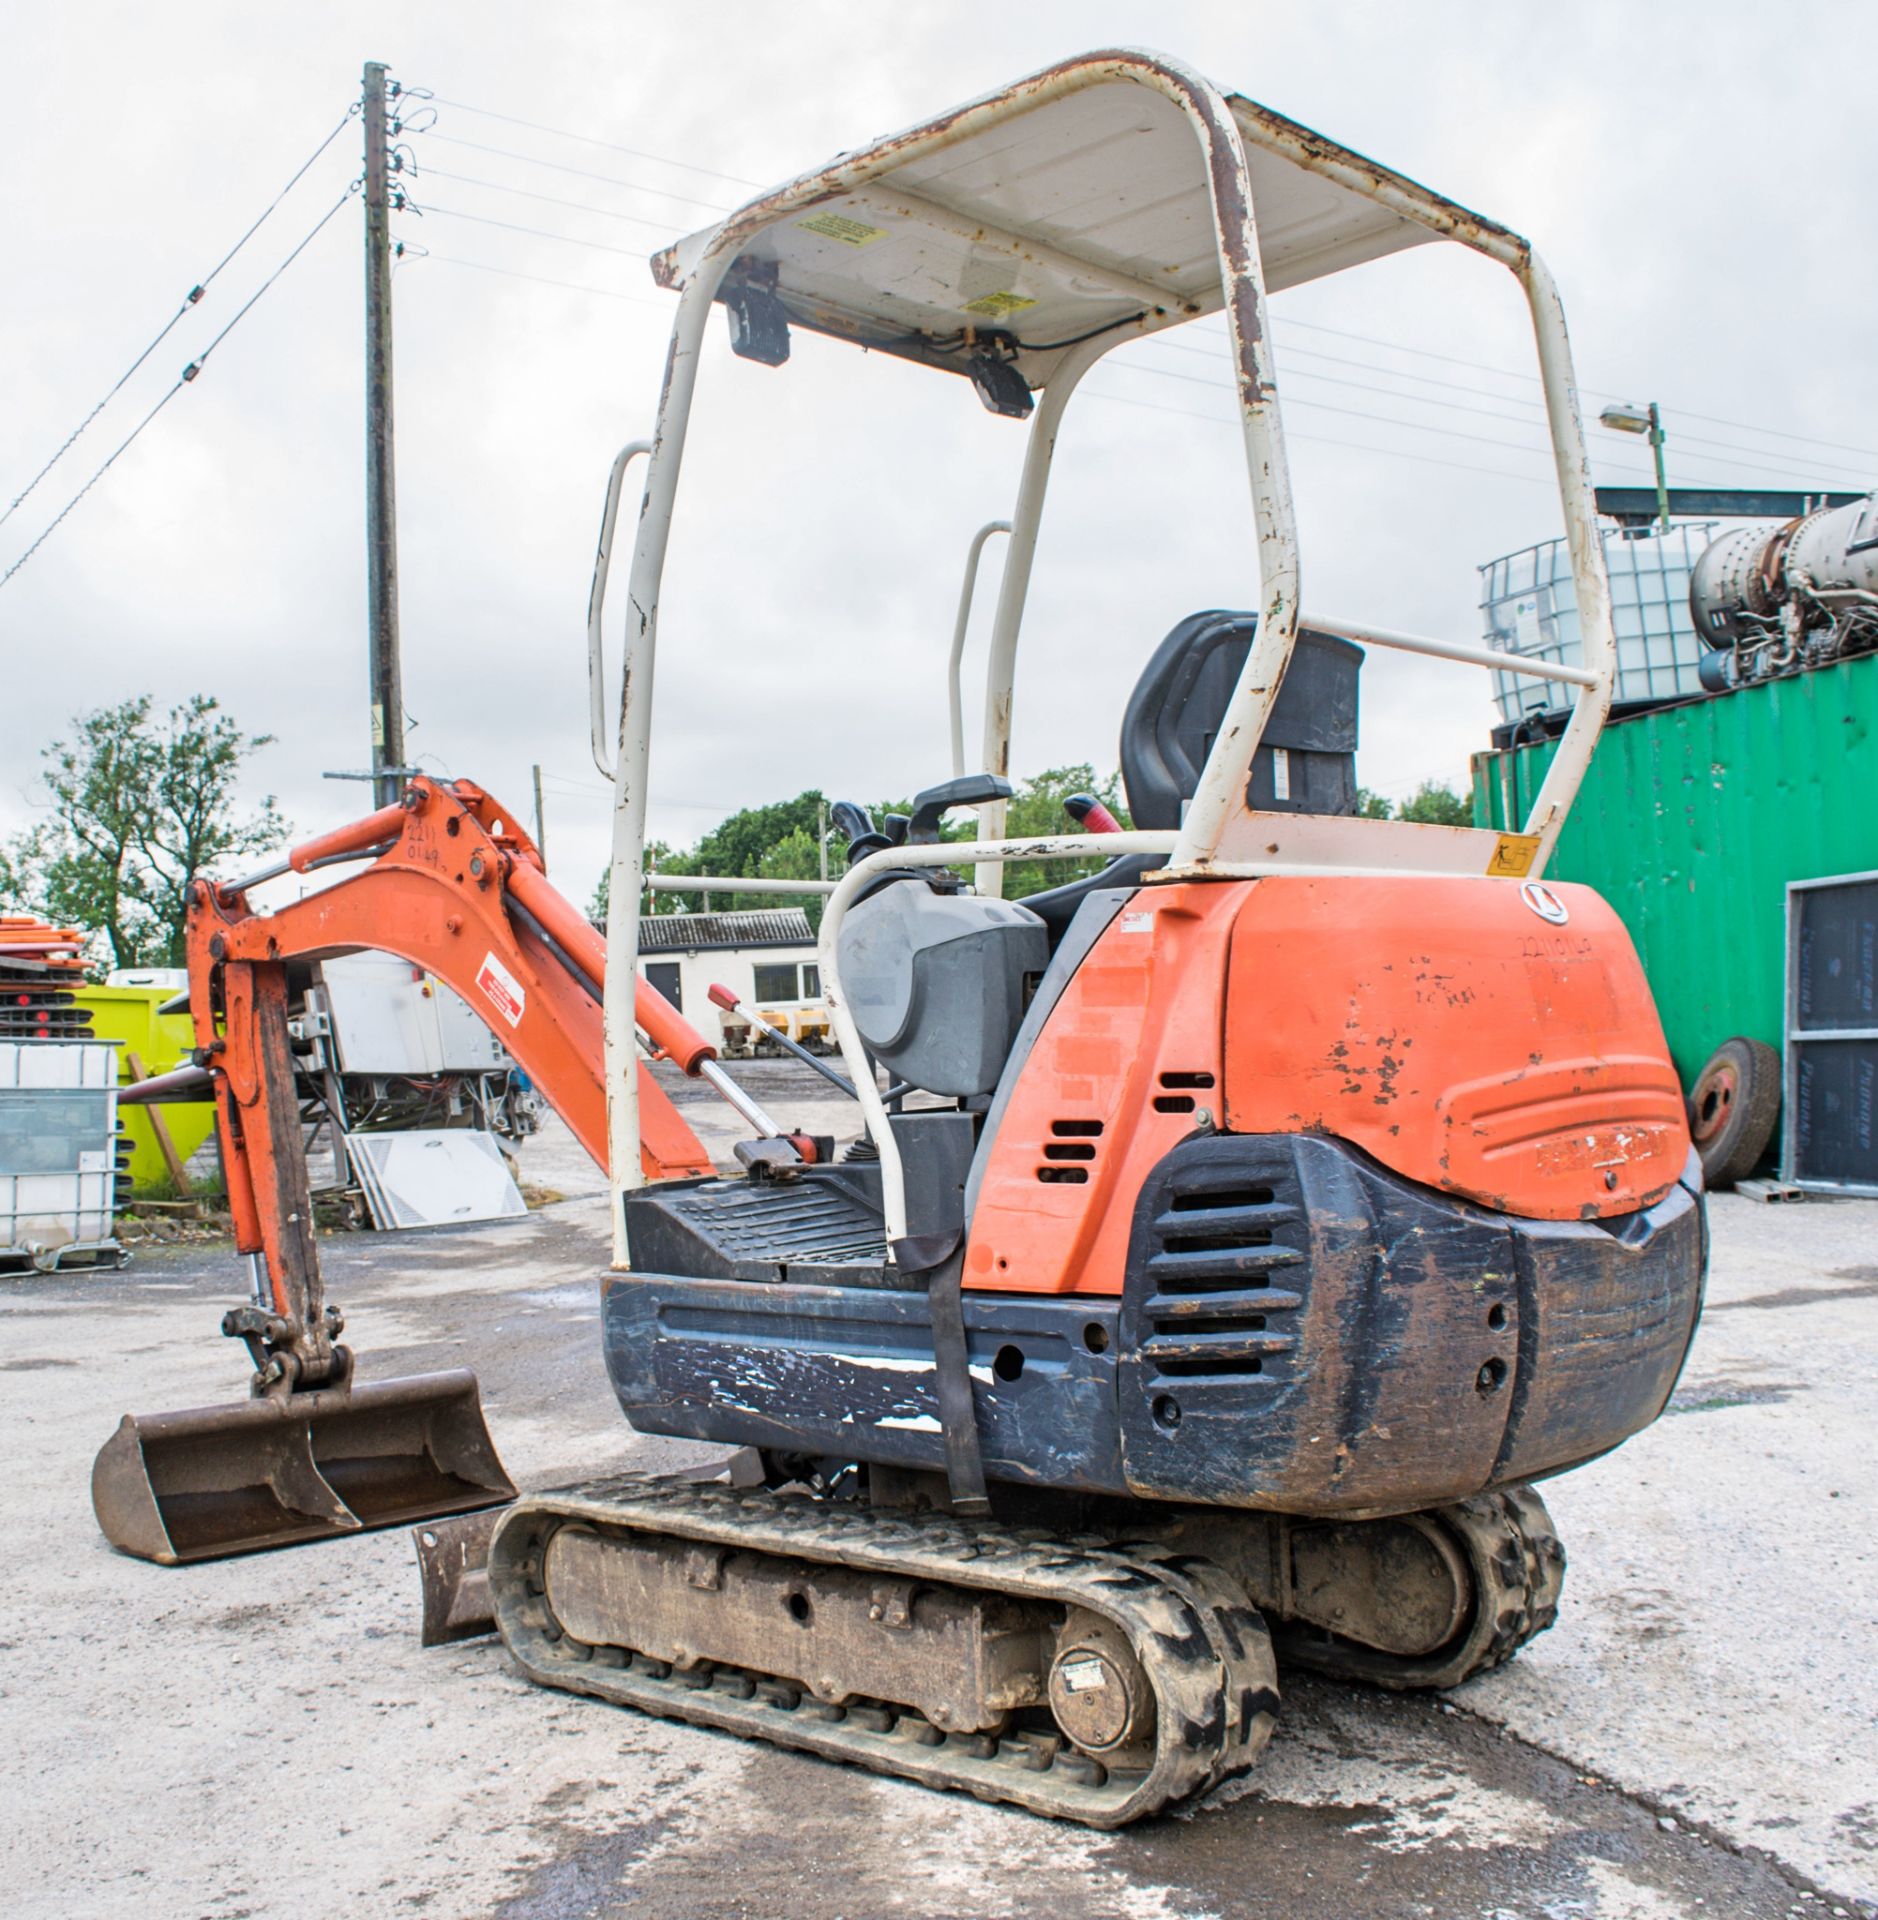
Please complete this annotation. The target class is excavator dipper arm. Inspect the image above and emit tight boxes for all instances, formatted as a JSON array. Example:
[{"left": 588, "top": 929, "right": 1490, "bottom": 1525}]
[
  {"left": 89, "top": 777, "right": 718, "bottom": 1565},
  {"left": 190, "top": 776, "right": 713, "bottom": 1335}
]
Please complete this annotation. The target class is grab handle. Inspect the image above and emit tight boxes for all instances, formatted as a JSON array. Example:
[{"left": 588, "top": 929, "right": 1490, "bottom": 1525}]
[{"left": 587, "top": 440, "right": 653, "bottom": 778}]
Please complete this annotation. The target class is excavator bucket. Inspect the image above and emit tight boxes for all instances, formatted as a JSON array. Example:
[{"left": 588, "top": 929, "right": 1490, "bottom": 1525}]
[{"left": 91, "top": 1370, "right": 516, "bottom": 1565}]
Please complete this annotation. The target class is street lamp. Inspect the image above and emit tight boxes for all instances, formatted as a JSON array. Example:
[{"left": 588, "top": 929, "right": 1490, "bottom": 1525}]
[{"left": 1599, "top": 401, "right": 1669, "bottom": 530}]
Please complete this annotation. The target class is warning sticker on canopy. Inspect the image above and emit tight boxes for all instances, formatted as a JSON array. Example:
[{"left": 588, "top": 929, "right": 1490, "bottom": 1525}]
[
  {"left": 797, "top": 211, "right": 887, "bottom": 248},
  {"left": 962, "top": 290, "right": 1038, "bottom": 320},
  {"left": 476, "top": 951, "right": 526, "bottom": 1028}
]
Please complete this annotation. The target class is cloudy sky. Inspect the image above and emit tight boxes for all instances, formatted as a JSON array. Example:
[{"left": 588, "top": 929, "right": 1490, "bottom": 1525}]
[{"left": 4, "top": 2, "right": 1874, "bottom": 909}]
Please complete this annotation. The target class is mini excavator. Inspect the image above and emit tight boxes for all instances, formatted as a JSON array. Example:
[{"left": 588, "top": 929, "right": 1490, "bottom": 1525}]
[{"left": 97, "top": 52, "right": 1707, "bottom": 1828}]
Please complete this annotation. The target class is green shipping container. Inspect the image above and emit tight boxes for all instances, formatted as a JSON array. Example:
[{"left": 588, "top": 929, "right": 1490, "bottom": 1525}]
[{"left": 1471, "top": 651, "right": 1878, "bottom": 1096}]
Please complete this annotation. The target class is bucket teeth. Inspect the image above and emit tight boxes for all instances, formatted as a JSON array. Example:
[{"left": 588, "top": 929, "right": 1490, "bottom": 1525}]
[{"left": 91, "top": 1369, "right": 516, "bottom": 1565}]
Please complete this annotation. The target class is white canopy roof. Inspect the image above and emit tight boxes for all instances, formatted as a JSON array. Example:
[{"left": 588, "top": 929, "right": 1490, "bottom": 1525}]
[{"left": 651, "top": 63, "right": 1525, "bottom": 390}]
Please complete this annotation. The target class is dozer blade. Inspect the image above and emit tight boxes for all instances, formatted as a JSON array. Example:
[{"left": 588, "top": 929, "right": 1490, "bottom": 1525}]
[
  {"left": 92, "top": 1369, "right": 517, "bottom": 1565},
  {"left": 412, "top": 1506, "right": 507, "bottom": 1645},
  {"left": 409, "top": 1449, "right": 765, "bottom": 1647}
]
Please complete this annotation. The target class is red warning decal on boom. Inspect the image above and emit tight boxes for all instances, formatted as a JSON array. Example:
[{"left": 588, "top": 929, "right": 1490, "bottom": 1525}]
[{"left": 476, "top": 951, "right": 526, "bottom": 1028}]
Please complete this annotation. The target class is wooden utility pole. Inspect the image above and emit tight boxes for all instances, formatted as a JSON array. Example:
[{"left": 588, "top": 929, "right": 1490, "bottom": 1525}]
[
  {"left": 362, "top": 60, "right": 405, "bottom": 809},
  {"left": 532, "top": 763, "right": 547, "bottom": 862}
]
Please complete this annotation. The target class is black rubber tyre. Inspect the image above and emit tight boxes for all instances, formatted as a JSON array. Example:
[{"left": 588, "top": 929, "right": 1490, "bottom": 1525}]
[{"left": 1687, "top": 1036, "right": 1781, "bottom": 1187}]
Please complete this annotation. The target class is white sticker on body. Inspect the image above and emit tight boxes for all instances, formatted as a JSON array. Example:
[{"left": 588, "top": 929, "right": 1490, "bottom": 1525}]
[
  {"left": 476, "top": 951, "right": 526, "bottom": 1028},
  {"left": 1119, "top": 912, "right": 1154, "bottom": 933},
  {"left": 1060, "top": 1659, "right": 1108, "bottom": 1693}
]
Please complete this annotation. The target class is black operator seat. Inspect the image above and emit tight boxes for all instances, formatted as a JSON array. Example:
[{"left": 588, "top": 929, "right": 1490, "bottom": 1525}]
[{"left": 1021, "top": 610, "right": 1364, "bottom": 944}]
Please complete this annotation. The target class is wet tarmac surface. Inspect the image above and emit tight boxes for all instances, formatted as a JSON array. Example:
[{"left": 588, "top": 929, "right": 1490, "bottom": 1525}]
[{"left": 3, "top": 1062, "right": 1873, "bottom": 1917}]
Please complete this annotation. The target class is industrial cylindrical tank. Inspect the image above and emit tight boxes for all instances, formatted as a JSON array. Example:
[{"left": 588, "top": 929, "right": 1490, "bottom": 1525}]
[{"left": 1688, "top": 493, "right": 1878, "bottom": 649}]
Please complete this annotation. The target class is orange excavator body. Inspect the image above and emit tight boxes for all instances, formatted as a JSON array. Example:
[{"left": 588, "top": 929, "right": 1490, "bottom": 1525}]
[{"left": 966, "top": 876, "right": 1688, "bottom": 1297}]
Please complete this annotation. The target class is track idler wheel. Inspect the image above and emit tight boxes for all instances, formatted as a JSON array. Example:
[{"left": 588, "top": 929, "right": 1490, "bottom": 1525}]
[{"left": 1274, "top": 1485, "right": 1565, "bottom": 1691}]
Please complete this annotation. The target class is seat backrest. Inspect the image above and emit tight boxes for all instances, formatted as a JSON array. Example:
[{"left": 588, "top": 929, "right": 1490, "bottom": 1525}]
[
  {"left": 1020, "top": 611, "right": 1364, "bottom": 943},
  {"left": 1119, "top": 611, "right": 1363, "bottom": 828}
]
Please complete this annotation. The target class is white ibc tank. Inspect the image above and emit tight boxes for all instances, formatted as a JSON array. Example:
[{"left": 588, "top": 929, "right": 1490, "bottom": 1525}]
[{"left": 1479, "top": 522, "right": 1730, "bottom": 727}]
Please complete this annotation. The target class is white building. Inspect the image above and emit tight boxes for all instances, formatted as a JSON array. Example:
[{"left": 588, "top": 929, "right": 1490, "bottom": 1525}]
[{"left": 637, "top": 909, "right": 830, "bottom": 1054}]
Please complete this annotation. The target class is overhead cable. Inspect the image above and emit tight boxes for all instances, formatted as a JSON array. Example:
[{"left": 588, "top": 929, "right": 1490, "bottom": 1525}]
[
  {"left": 1084, "top": 383, "right": 1827, "bottom": 496},
  {"left": 423, "top": 130, "right": 737, "bottom": 216},
  {"left": 0, "top": 107, "right": 358, "bottom": 532},
  {"left": 1, "top": 189, "right": 354, "bottom": 593},
  {"left": 1119, "top": 343, "right": 1865, "bottom": 490},
  {"left": 423, "top": 95, "right": 765, "bottom": 189},
  {"left": 416, "top": 250, "right": 672, "bottom": 311},
  {"left": 421, "top": 204, "right": 652, "bottom": 261},
  {"left": 418, "top": 165, "right": 688, "bottom": 234},
  {"left": 419, "top": 94, "right": 1872, "bottom": 471},
  {"left": 1194, "top": 314, "right": 1878, "bottom": 467}
]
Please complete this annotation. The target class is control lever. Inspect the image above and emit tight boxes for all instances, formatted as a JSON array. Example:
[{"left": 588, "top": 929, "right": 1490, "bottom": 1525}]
[
  {"left": 709, "top": 985, "right": 857, "bottom": 1096},
  {"left": 1063, "top": 792, "right": 1122, "bottom": 834},
  {"left": 708, "top": 985, "right": 912, "bottom": 1106},
  {"left": 638, "top": 1024, "right": 816, "bottom": 1169},
  {"left": 905, "top": 774, "right": 1015, "bottom": 844},
  {"left": 831, "top": 799, "right": 896, "bottom": 866}
]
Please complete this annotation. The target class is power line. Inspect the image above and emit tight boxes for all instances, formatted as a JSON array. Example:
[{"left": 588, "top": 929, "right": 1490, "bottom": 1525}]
[
  {"left": 418, "top": 164, "right": 688, "bottom": 235},
  {"left": 1122, "top": 341, "right": 1867, "bottom": 489},
  {"left": 1158, "top": 326, "right": 1551, "bottom": 412},
  {"left": 415, "top": 249, "right": 672, "bottom": 311},
  {"left": 1194, "top": 314, "right": 1878, "bottom": 467},
  {"left": 1, "top": 190, "right": 354, "bottom": 593},
  {"left": 424, "top": 95, "right": 765, "bottom": 190},
  {"left": 422, "top": 130, "right": 737, "bottom": 217},
  {"left": 409, "top": 230, "right": 1802, "bottom": 491},
  {"left": 1103, "top": 358, "right": 1584, "bottom": 465},
  {"left": 0, "top": 106, "right": 358, "bottom": 532},
  {"left": 1135, "top": 344, "right": 1550, "bottom": 432},
  {"left": 1249, "top": 335, "right": 1873, "bottom": 477},
  {"left": 1083, "top": 381, "right": 1828, "bottom": 498},
  {"left": 420, "top": 203, "right": 653, "bottom": 261},
  {"left": 408, "top": 94, "right": 1870, "bottom": 486},
  {"left": 1083, "top": 385, "right": 1558, "bottom": 489}
]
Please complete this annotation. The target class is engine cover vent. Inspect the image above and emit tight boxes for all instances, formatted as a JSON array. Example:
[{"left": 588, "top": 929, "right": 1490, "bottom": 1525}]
[{"left": 1135, "top": 1153, "right": 1303, "bottom": 1381}]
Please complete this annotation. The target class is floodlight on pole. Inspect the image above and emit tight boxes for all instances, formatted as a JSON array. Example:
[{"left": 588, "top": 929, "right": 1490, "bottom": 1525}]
[{"left": 1599, "top": 401, "right": 1669, "bottom": 531}]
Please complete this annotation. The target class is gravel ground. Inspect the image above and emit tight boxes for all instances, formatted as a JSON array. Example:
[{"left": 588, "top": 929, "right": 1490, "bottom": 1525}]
[{"left": 2, "top": 1061, "right": 1873, "bottom": 1919}]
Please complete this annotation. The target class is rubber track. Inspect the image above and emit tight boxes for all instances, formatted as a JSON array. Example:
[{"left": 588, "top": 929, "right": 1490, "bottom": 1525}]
[
  {"left": 1274, "top": 1484, "right": 1566, "bottom": 1692},
  {"left": 489, "top": 1477, "right": 1280, "bottom": 1827}
]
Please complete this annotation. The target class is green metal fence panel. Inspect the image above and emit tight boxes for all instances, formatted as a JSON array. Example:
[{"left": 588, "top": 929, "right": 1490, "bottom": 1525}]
[{"left": 1472, "top": 652, "right": 1878, "bottom": 1090}]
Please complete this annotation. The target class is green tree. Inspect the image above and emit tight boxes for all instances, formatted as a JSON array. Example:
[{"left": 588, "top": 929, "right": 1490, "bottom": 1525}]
[
  {"left": 1353, "top": 787, "right": 1395, "bottom": 820},
  {"left": 587, "top": 769, "right": 1145, "bottom": 933},
  {"left": 1, "top": 696, "right": 287, "bottom": 969},
  {"left": 1394, "top": 780, "right": 1473, "bottom": 827},
  {"left": 591, "top": 838, "right": 677, "bottom": 924},
  {"left": 995, "top": 764, "right": 1133, "bottom": 900},
  {"left": 693, "top": 791, "right": 825, "bottom": 879}
]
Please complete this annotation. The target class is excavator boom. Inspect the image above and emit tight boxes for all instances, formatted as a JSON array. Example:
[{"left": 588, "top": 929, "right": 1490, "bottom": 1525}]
[{"left": 94, "top": 777, "right": 718, "bottom": 1564}]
